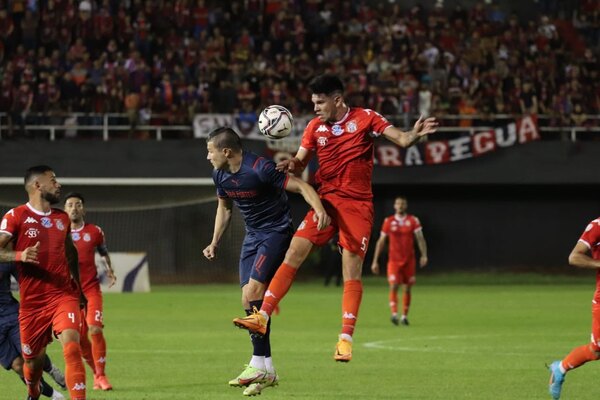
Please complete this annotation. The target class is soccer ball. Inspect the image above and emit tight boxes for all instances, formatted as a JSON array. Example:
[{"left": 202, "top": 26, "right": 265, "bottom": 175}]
[{"left": 258, "top": 105, "right": 293, "bottom": 139}]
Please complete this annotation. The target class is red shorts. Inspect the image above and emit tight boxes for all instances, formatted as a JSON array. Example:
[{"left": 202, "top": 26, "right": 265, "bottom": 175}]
[
  {"left": 387, "top": 259, "right": 416, "bottom": 286},
  {"left": 19, "top": 295, "right": 81, "bottom": 359},
  {"left": 590, "top": 301, "right": 600, "bottom": 350},
  {"left": 294, "top": 194, "right": 373, "bottom": 259},
  {"left": 83, "top": 287, "right": 104, "bottom": 328}
]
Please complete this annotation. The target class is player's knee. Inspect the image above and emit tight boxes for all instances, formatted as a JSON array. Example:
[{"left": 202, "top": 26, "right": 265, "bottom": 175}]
[
  {"left": 590, "top": 343, "right": 600, "bottom": 359},
  {"left": 88, "top": 325, "right": 103, "bottom": 335},
  {"left": 63, "top": 341, "right": 82, "bottom": 362},
  {"left": 11, "top": 356, "right": 24, "bottom": 375}
]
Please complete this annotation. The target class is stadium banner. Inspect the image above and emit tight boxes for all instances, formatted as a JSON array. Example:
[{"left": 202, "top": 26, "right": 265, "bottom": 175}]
[
  {"left": 374, "top": 115, "right": 540, "bottom": 167},
  {"left": 193, "top": 113, "right": 312, "bottom": 140},
  {"left": 95, "top": 252, "right": 150, "bottom": 293}
]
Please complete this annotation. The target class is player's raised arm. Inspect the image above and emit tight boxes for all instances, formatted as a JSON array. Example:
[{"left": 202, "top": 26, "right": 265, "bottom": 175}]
[
  {"left": 203, "top": 197, "right": 233, "bottom": 260},
  {"left": 284, "top": 176, "right": 331, "bottom": 230},
  {"left": 276, "top": 147, "right": 312, "bottom": 176},
  {"left": 382, "top": 116, "right": 438, "bottom": 148}
]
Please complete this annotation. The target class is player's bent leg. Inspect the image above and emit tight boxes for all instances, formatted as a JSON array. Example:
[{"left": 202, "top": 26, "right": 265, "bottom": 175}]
[
  {"left": 42, "top": 355, "right": 66, "bottom": 390},
  {"left": 88, "top": 325, "right": 112, "bottom": 391},
  {"left": 335, "top": 251, "right": 363, "bottom": 362},
  {"left": 23, "top": 354, "right": 45, "bottom": 399}
]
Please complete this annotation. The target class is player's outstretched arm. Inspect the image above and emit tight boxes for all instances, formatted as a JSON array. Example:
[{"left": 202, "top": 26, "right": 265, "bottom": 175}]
[
  {"left": 285, "top": 176, "right": 331, "bottom": 230},
  {"left": 382, "top": 116, "right": 438, "bottom": 148},
  {"left": 203, "top": 197, "right": 233, "bottom": 260},
  {"left": 276, "top": 147, "right": 312, "bottom": 176},
  {"left": 568, "top": 241, "right": 600, "bottom": 269}
]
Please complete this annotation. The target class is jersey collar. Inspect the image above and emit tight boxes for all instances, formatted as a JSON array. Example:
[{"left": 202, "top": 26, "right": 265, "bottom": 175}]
[{"left": 26, "top": 202, "right": 52, "bottom": 216}]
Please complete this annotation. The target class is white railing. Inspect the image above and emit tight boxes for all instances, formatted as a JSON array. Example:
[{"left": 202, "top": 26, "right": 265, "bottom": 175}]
[{"left": 0, "top": 112, "right": 598, "bottom": 141}]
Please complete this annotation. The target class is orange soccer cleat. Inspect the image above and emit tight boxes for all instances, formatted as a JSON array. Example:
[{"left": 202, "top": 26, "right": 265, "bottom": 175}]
[
  {"left": 93, "top": 374, "right": 113, "bottom": 391},
  {"left": 233, "top": 307, "right": 268, "bottom": 336}
]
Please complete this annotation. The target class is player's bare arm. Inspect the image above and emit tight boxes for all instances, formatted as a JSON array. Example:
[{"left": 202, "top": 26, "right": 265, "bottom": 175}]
[
  {"left": 203, "top": 197, "right": 233, "bottom": 260},
  {"left": 568, "top": 241, "right": 600, "bottom": 269},
  {"left": 101, "top": 254, "right": 117, "bottom": 288},
  {"left": 284, "top": 176, "right": 331, "bottom": 230},
  {"left": 276, "top": 147, "right": 312, "bottom": 175},
  {"left": 371, "top": 235, "right": 387, "bottom": 275},
  {"left": 415, "top": 230, "right": 428, "bottom": 268},
  {"left": 382, "top": 116, "right": 438, "bottom": 148},
  {"left": 0, "top": 233, "right": 40, "bottom": 263}
]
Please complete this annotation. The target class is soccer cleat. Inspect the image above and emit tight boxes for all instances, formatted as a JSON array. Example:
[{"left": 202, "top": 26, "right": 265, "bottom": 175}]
[
  {"left": 401, "top": 316, "right": 409, "bottom": 326},
  {"left": 548, "top": 361, "right": 565, "bottom": 399},
  {"left": 47, "top": 365, "right": 66, "bottom": 390},
  {"left": 51, "top": 390, "right": 65, "bottom": 400},
  {"left": 228, "top": 365, "right": 267, "bottom": 387},
  {"left": 242, "top": 372, "right": 279, "bottom": 396},
  {"left": 93, "top": 374, "right": 113, "bottom": 391},
  {"left": 233, "top": 307, "right": 267, "bottom": 336},
  {"left": 334, "top": 338, "right": 353, "bottom": 362},
  {"left": 391, "top": 315, "right": 399, "bottom": 325}
]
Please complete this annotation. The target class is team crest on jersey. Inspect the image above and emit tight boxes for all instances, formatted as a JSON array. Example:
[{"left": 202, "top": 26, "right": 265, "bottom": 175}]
[
  {"left": 317, "top": 136, "right": 328, "bottom": 147},
  {"left": 40, "top": 217, "right": 52, "bottom": 228},
  {"left": 22, "top": 344, "right": 32, "bottom": 355},
  {"left": 25, "top": 228, "right": 39, "bottom": 238},
  {"left": 83, "top": 233, "right": 91, "bottom": 242},
  {"left": 55, "top": 220, "right": 65, "bottom": 231},
  {"left": 346, "top": 121, "right": 357, "bottom": 133},
  {"left": 331, "top": 124, "right": 344, "bottom": 136},
  {"left": 72, "top": 232, "right": 80, "bottom": 241}
]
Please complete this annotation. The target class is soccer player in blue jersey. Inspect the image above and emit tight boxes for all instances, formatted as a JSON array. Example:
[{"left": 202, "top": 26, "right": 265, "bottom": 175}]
[
  {"left": 203, "top": 127, "right": 330, "bottom": 396},
  {"left": 0, "top": 262, "right": 66, "bottom": 399}
]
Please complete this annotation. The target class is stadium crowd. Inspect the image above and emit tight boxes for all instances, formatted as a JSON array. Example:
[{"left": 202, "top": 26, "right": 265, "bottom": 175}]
[{"left": 0, "top": 0, "right": 598, "bottom": 137}]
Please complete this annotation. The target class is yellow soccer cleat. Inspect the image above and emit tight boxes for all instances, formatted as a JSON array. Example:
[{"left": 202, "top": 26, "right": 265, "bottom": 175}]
[
  {"left": 233, "top": 307, "right": 267, "bottom": 336},
  {"left": 334, "top": 338, "right": 352, "bottom": 362}
]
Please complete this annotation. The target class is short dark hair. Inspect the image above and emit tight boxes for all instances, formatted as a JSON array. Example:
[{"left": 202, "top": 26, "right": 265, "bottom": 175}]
[
  {"left": 308, "top": 74, "right": 344, "bottom": 96},
  {"left": 395, "top": 195, "right": 407, "bottom": 201},
  {"left": 207, "top": 127, "right": 243, "bottom": 152},
  {"left": 64, "top": 192, "right": 85, "bottom": 204},
  {"left": 24, "top": 165, "right": 53, "bottom": 186}
]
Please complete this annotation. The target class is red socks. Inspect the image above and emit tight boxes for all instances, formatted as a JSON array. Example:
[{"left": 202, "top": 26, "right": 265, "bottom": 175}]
[
  {"left": 261, "top": 263, "right": 298, "bottom": 316},
  {"left": 403, "top": 291, "right": 412, "bottom": 316},
  {"left": 63, "top": 341, "right": 86, "bottom": 400},
  {"left": 341, "top": 280, "right": 363, "bottom": 336},
  {"left": 23, "top": 362, "right": 43, "bottom": 398},
  {"left": 80, "top": 332, "right": 96, "bottom": 375},
  {"left": 562, "top": 344, "right": 600, "bottom": 371},
  {"left": 389, "top": 289, "right": 398, "bottom": 315},
  {"left": 91, "top": 332, "right": 107, "bottom": 377}
]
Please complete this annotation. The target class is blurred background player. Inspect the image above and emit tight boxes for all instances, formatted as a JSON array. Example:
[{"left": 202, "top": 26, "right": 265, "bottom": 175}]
[
  {"left": 0, "top": 262, "right": 66, "bottom": 400},
  {"left": 64, "top": 193, "right": 116, "bottom": 391},
  {"left": 233, "top": 74, "right": 437, "bottom": 362},
  {"left": 203, "top": 127, "right": 329, "bottom": 396},
  {"left": 548, "top": 217, "right": 600, "bottom": 400},
  {"left": 0, "top": 165, "right": 87, "bottom": 400},
  {"left": 371, "top": 196, "right": 428, "bottom": 326}
]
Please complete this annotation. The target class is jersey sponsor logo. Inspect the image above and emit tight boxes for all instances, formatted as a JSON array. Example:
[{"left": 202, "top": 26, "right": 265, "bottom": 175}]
[
  {"left": 22, "top": 344, "right": 32, "bottom": 355},
  {"left": 24, "top": 217, "right": 38, "bottom": 224},
  {"left": 83, "top": 233, "right": 91, "bottom": 242},
  {"left": 343, "top": 311, "right": 357, "bottom": 320},
  {"left": 40, "top": 217, "right": 53, "bottom": 228},
  {"left": 316, "top": 124, "right": 328, "bottom": 133},
  {"left": 346, "top": 120, "right": 357, "bottom": 133},
  {"left": 0, "top": 219, "right": 6, "bottom": 230},
  {"left": 25, "top": 228, "right": 39, "bottom": 238},
  {"left": 332, "top": 124, "right": 344, "bottom": 136},
  {"left": 72, "top": 232, "right": 80, "bottom": 241},
  {"left": 317, "top": 136, "right": 328, "bottom": 147},
  {"left": 55, "top": 220, "right": 65, "bottom": 231}
]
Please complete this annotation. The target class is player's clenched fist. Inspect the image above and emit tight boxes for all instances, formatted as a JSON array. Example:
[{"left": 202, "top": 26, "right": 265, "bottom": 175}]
[
  {"left": 203, "top": 243, "right": 218, "bottom": 260},
  {"left": 19, "top": 241, "right": 40, "bottom": 264}
]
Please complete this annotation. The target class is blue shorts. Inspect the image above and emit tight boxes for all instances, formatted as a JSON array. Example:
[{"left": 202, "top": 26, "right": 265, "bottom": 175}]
[
  {"left": 0, "top": 313, "right": 21, "bottom": 370},
  {"left": 239, "top": 228, "right": 293, "bottom": 287}
]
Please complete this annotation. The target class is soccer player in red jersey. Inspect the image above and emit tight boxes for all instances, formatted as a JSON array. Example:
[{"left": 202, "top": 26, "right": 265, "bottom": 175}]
[
  {"left": 233, "top": 74, "right": 437, "bottom": 362},
  {"left": 0, "top": 165, "right": 87, "bottom": 400},
  {"left": 64, "top": 193, "right": 116, "bottom": 391},
  {"left": 371, "top": 196, "right": 428, "bottom": 326},
  {"left": 548, "top": 217, "right": 600, "bottom": 400}
]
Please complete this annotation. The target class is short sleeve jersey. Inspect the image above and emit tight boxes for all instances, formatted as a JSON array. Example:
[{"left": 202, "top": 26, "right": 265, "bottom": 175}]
[
  {"left": 212, "top": 151, "right": 291, "bottom": 232},
  {"left": 0, "top": 203, "right": 76, "bottom": 310},
  {"left": 300, "top": 107, "right": 392, "bottom": 200},
  {"left": 578, "top": 218, "right": 600, "bottom": 301},
  {"left": 380, "top": 214, "right": 422, "bottom": 263},
  {"left": 71, "top": 223, "right": 105, "bottom": 293}
]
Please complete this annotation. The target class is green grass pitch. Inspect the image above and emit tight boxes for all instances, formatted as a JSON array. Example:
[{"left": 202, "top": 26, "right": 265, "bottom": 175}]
[{"left": 4, "top": 274, "right": 600, "bottom": 399}]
